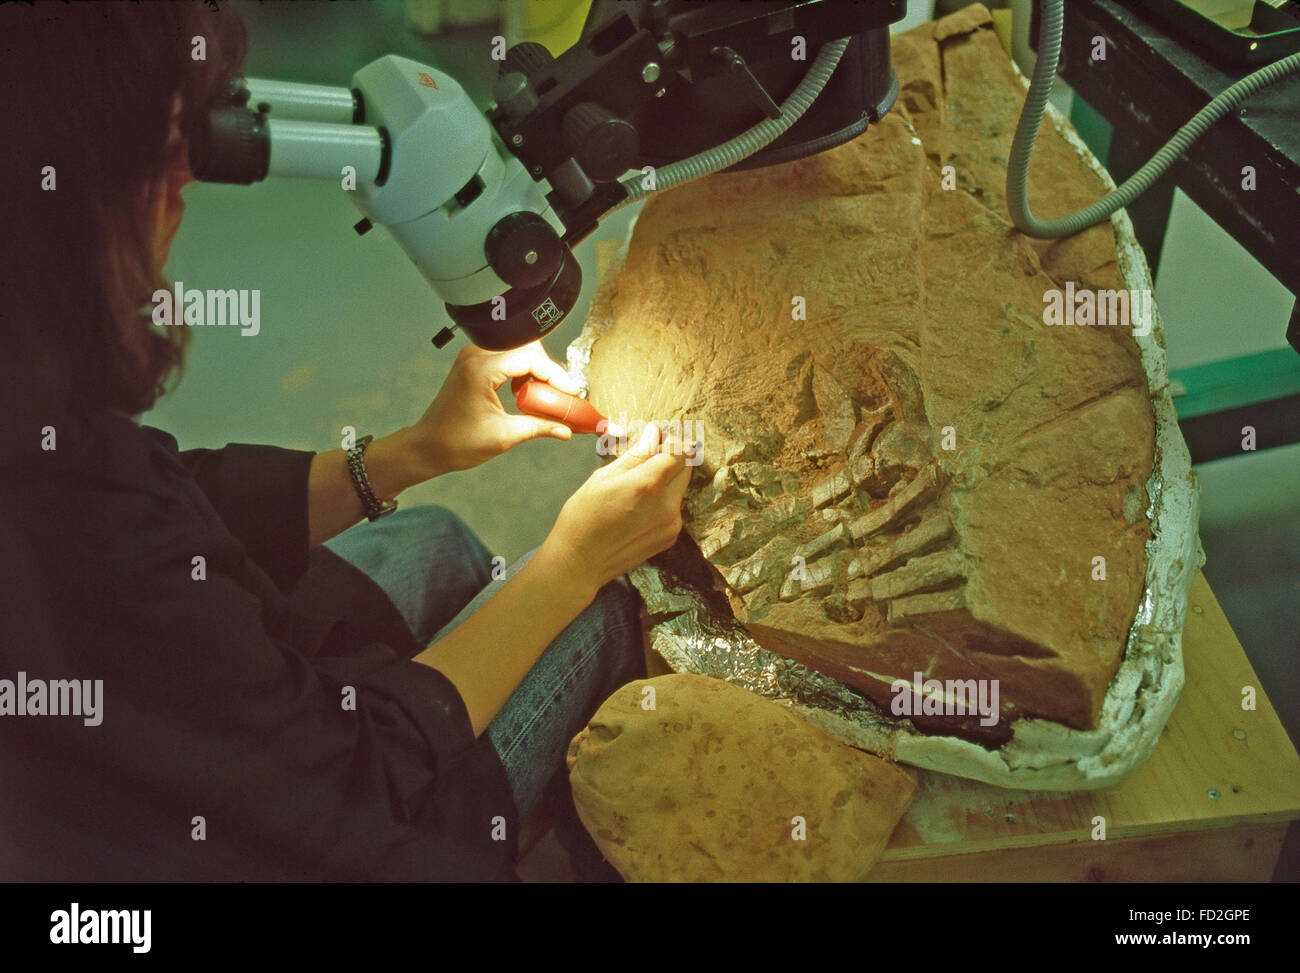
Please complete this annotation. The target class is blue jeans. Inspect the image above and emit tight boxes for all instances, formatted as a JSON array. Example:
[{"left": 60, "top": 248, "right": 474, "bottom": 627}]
[{"left": 324, "top": 505, "right": 644, "bottom": 877}]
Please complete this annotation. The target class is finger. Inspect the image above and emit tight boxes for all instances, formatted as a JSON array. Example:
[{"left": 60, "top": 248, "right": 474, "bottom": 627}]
[
  {"left": 478, "top": 345, "right": 535, "bottom": 391},
  {"left": 502, "top": 414, "right": 573, "bottom": 447},
  {"left": 636, "top": 448, "right": 686, "bottom": 487},
  {"left": 455, "top": 343, "right": 487, "bottom": 364},
  {"left": 610, "top": 420, "right": 661, "bottom": 469},
  {"left": 666, "top": 462, "right": 693, "bottom": 502},
  {"left": 493, "top": 342, "right": 581, "bottom": 395},
  {"left": 528, "top": 347, "right": 582, "bottom": 395},
  {"left": 596, "top": 417, "right": 626, "bottom": 439}
]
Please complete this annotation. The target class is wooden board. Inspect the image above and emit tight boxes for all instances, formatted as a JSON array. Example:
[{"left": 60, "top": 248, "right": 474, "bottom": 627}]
[
  {"left": 867, "top": 822, "right": 1288, "bottom": 883},
  {"left": 867, "top": 572, "right": 1300, "bottom": 880}
]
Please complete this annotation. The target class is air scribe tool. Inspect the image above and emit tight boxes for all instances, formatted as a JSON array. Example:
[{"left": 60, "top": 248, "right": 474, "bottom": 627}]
[{"left": 511, "top": 376, "right": 611, "bottom": 435}]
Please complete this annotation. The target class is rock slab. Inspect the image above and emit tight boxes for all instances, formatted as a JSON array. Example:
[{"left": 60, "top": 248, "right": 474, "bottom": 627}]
[
  {"left": 580, "top": 6, "right": 1155, "bottom": 734},
  {"left": 567, "top": 673, "right": 917, "bottom": 881}
]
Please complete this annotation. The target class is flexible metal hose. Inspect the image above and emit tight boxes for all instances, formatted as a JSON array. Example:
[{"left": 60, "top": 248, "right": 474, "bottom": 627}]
[
  {"left": 613, "top": 37, "right": 852, "bottom": 210},
  {"left": 1007, "top": 0, "right": 1300, "bottom": 238}
]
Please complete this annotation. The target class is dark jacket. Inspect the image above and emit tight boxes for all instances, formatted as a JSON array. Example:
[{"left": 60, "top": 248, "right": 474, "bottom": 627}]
[{"left": 0, "top": 406, "right": 518, "bottom": 881}]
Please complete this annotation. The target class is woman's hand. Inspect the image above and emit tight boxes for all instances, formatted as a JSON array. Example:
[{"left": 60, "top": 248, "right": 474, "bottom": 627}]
[
  {"left": 416, "top": 422, "right": 692, "bottom": 733},
  {"left": 405, "top": 341, "right": 582, "bottom": 478},
  {"left": 534, "top": 422, "right": 693, "bottom": 601}
]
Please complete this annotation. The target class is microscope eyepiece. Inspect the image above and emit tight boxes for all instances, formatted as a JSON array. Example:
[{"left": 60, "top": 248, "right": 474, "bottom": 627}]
[{"left": 186, "top": 105, "right": 270, "bottom": 185}]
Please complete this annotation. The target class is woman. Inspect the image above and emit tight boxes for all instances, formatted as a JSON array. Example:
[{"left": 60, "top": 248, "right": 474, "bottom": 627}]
[{"left": 0, "top": 3, "right": 689, "bottom": 881}]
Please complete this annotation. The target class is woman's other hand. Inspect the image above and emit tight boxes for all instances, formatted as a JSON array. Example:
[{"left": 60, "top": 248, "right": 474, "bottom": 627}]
[
  {"left": 405, "top": 341, "right": 581, "bottom": 478},
  {"left": 535, "top": 422, "right": 693, "bottom": 601}
]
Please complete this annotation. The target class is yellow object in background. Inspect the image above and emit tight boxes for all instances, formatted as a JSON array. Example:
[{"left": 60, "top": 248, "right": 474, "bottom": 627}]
[
  {"left": 508, "top": 0, "right": 593, "bottom": 55},
  {"left": 404, "top": 0, "right": 502, "bottom": 34},
  {"left": 991, "top": 7, "right": 1013, "bottom": 57}
]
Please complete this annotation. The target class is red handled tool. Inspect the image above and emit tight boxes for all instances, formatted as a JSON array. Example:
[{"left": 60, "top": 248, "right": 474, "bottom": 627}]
[{"left": 511, "top": 376, "right": 609, "bottom": 434}]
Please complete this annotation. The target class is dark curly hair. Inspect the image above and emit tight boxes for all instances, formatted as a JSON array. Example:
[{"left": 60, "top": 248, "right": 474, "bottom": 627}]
[{"left": 0, "top": 0, "right": 247, "bottom": 416}]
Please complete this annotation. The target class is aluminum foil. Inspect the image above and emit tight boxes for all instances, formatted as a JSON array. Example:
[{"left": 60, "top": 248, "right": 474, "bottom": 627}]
[{"left": 632, "top": 562, "right": 888, "bottom": 722}]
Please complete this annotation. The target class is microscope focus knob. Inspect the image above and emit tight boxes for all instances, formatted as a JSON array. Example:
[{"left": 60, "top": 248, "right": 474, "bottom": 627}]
[
  {"left": 485, "top": 212, "right": 565, "bottom": 291},
  {"left": 493, "top": 72, "right": 539, "bottom": 121},
  {"left": 499, "top": 41, "right": 555, "bottom": 80},
  {"left": 561, "top": 102, "right": 638, "bottom": 183}
]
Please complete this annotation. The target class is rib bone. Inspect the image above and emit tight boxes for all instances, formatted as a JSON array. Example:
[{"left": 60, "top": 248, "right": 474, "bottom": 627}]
[
  {"left": 848, "top": 465, "right": 944, "bottom": 541},
  {"left": 780, "top": 550, "right": 848, "bottom": 601},
  {"left": 848, "top": 513, "right": 954, "bottom": 580},
  {"left": 810, "top": 469, "right": 852, "bottom": 508},
  {"left": 794, "top": 522, "right": 850, "bottom": 561},
  {"left": 886, "top": 587, "right": 967, "bottom": 623},
  {"left": 869, "top": 548, "right": 966, "bottom": 602}
]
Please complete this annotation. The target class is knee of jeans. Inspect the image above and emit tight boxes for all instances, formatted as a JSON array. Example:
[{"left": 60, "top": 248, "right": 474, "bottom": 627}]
[
  {"left": 590, "top": 578, "right": 646, "bottom": 682},
  {"left": 411, "top": 505, "right": 493, "bottom": 577}
]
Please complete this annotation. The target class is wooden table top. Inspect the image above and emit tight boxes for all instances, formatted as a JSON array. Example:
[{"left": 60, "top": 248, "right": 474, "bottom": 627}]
[{"left": 872, "top": 572, "right": 1300, "bottom": 874}]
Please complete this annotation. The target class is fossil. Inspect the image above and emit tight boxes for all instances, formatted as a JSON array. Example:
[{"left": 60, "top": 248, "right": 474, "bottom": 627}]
[{"left": 574, "top": 7, "right": 1162, "bottom": 739}]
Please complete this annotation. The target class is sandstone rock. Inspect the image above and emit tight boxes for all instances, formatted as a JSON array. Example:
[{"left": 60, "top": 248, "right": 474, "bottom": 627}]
[
  {"left": 566, "top": 674, "right": 917, "bottom": 882},
  {"left": 579, "top": 6, "right": 1155, "bottom": 734}
]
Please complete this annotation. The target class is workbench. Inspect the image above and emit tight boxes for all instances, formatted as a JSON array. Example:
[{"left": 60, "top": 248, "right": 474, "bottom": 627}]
[
  {"left": 866, "top": 572, "right": 1300, "bottom": 882},
  {"left": 539, "top": 571, "right": 1299, "bottom": 883}
]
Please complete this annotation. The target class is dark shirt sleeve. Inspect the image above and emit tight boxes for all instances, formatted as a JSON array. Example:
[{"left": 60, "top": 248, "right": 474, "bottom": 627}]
[{"left": 172, "top": 440, "right": 315, "bottom": 592}]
